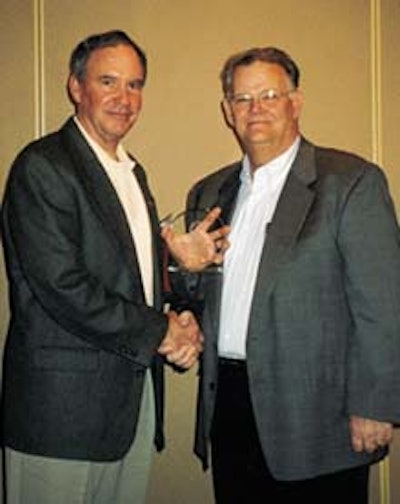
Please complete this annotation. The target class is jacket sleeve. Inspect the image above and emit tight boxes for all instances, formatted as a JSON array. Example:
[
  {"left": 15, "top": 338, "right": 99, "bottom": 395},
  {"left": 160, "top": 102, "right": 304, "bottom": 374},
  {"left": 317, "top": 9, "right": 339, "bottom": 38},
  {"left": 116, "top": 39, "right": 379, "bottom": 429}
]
[{"left": 339, "top": 164, "right": 400, "bottom": 422}]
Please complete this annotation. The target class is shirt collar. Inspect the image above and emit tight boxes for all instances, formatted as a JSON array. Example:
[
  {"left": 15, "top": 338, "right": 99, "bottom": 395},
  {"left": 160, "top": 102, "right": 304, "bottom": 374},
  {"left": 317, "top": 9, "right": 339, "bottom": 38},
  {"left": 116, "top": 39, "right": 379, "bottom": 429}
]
[
  {"left": 73, "top": 116, "right": 135, "bottom": 172},
  {"left": 241, "top": 136, "right": 301, "bottom": 189}
]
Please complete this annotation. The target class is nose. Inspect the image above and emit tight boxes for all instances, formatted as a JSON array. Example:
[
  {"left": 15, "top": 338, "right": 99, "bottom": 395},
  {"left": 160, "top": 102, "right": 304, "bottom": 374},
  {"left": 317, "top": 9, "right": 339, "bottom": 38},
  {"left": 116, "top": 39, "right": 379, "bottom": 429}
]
[
  {"left": 248, "top": 96, "right": 264, "bottom": 112},
  {"left": 117, "top": 85, "right": 131, "bottom": 104}
]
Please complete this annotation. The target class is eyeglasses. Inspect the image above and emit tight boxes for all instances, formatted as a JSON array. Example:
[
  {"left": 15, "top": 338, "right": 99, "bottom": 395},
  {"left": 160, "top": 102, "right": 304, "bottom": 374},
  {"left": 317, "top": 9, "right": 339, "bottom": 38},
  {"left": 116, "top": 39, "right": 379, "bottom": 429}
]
[
  {"left": 228, "top": 88, "right": 295, "bottom": 110},
  {"left": 160, "top": 207, "right": 225, "bottom": 233}
]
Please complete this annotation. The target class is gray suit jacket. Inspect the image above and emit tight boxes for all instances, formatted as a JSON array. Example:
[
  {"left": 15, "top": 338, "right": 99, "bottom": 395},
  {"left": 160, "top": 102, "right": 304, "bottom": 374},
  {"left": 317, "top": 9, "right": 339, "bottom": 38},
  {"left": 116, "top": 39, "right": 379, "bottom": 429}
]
[
  {"left": 1, "top": 118, "right": 167, "bottom": 461},
  {"left": 188, "top": 138, "right": 400, "bottom": 480}
]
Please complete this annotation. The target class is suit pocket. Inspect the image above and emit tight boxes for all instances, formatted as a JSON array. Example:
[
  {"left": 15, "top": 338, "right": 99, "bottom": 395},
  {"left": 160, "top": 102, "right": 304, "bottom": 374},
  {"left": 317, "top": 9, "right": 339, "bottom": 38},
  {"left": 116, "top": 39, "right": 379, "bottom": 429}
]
[{"left": 33, "top": 346, "right": 99, "bottom": 372}]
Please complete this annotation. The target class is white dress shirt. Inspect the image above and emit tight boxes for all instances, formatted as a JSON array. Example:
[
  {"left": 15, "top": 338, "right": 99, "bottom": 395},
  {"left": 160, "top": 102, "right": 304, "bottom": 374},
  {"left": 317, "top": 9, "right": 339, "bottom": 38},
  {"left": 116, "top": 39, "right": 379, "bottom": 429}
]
[
  {"left": 74, "top": 118, "right": 154, "bottom": 306},
  {"left": 218, "top": 137, "right": 300, "bottom": 359}
]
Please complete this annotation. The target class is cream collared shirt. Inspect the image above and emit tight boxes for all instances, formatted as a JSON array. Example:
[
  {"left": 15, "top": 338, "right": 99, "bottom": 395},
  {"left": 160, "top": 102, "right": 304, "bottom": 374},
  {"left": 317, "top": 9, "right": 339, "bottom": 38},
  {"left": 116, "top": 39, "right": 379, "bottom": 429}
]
[{"left": 74, "top": 118, "right": 154, "bottom": 306}]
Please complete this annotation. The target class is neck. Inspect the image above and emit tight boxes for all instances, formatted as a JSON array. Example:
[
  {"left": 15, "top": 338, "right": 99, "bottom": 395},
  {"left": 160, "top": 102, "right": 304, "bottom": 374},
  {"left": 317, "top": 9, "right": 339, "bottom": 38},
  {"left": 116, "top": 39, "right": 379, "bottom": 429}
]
[
  {"left": 76, "top": 115, "right": 119, "bottom": 161},
  {"left": 247, "top": 134, "right": 299, "bottom": 173}
]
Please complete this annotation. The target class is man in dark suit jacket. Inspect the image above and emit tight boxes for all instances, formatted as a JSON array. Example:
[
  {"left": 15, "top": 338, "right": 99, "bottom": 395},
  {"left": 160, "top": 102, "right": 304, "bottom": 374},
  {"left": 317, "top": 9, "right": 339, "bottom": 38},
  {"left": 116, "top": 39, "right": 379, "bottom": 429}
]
[
  {"left": 185, "top": 47, "right": 400, "bottom": 503},
  {"left": 1, "top": 30, "right": 227, "bottom": 504}
]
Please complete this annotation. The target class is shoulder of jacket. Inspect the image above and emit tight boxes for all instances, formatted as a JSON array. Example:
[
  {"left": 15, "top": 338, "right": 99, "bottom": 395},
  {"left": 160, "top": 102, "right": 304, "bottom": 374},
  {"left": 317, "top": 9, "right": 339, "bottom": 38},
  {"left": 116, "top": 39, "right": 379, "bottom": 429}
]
[{"left": 191, "top": 162, "right": 240, "bottom": 191}]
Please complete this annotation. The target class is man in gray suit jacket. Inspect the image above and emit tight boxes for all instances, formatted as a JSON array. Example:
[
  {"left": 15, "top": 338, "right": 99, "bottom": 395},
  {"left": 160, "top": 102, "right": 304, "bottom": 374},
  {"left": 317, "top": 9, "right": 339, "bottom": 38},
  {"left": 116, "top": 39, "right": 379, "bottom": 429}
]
[
  {"left": 1, "top": 30, "right": 227, "bottom": 504},
  {"left": 184, "top": 47, "right": 400, "bottom": 503}
]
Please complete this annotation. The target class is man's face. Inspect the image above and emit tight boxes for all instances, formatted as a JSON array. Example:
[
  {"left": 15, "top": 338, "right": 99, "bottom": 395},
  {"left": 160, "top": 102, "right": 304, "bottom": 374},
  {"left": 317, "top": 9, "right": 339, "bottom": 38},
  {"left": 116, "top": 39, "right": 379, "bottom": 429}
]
[
  {"left": 68, "top": 44, "right": 145, "bottom": 156},
  {"left": 223, "top": 61, "right": 303, "bottom": 155}
]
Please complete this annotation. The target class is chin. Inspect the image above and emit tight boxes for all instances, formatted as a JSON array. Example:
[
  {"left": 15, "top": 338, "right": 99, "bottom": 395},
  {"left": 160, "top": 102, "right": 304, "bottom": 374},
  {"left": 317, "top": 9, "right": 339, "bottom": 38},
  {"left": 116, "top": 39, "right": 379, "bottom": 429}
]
[
  {"left": 245, "top": 134, "right": 274, "bottom": 144},
  {"left": 109, "top": 121, "right": 135, "bottom": 137}
]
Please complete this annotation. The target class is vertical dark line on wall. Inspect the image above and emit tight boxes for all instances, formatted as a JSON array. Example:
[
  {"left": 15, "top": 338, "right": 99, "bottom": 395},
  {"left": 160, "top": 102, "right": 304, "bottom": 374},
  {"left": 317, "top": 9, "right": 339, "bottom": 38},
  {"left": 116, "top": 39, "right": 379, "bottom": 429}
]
[
  {"left": 33, "top": 0, "right": 46, "bottom": 138},
  {"left": 370, "top": 0, "right": 383, "bottom": 166}
]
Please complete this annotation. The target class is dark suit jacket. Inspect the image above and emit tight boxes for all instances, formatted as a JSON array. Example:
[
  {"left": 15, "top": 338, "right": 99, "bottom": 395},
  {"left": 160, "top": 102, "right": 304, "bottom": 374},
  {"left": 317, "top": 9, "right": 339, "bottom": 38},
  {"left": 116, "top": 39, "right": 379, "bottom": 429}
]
[
  {"left": 1, "top": 118, "right": 167, "bottom": 461},
  {"left": 188, "top": 138, "right": 400, "bottom": 480}
]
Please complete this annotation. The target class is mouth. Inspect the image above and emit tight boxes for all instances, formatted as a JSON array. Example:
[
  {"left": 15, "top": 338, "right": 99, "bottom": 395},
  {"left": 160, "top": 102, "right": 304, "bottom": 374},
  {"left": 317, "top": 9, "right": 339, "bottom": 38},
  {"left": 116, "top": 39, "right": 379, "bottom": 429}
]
[
  {"left": 108, "top": 110, "right": 135, "bottom": 122},
  {"left": 110, "top": 109, "right": 132, "bottom": 116},
  {"left": 247, "top": 119, "right": 272, "bottom": 128}
]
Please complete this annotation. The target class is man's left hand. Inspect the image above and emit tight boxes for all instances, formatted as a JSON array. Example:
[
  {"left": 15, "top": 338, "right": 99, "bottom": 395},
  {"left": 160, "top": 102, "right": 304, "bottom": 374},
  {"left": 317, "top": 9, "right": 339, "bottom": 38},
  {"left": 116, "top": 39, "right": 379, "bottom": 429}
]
[
  {"left": 350, "top": 415, "right": 393, "bottom": 453},
  {"left": 161, "top": 207, "right": 230, "bottom": 272}
]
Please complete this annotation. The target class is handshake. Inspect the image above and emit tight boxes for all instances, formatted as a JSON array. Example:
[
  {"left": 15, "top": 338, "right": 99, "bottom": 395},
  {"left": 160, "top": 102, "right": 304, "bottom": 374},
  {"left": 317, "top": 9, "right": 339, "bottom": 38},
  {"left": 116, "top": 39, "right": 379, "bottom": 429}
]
[{"left": 158, "top": 310, "right": 203, "bottom": 369}]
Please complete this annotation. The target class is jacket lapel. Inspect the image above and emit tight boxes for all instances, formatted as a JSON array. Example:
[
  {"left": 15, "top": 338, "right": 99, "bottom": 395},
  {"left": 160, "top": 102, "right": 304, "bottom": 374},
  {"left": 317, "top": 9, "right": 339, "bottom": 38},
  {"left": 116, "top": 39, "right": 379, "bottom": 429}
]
[
  {"left": 133, "top": 163, "right": 164, "bottom": 309},
  {"left": 133, "top": 163, "right": 159, "bottom": 236},
  {"left": 216, "top": 165, "right": 241, "bottom": 225},
  {"left": 60, "top": 119, "right": 141, "bottom": 275},
  {"left": 252, "top": 138, "right": 317, "bottom": 301}
]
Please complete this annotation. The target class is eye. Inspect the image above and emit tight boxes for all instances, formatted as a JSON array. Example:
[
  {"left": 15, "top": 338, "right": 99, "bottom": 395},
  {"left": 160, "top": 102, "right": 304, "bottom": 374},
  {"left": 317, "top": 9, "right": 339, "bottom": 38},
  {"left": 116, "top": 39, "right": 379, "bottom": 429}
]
[
  {"left": 231, "top": 94, "right": 252, "bottom": 106},
  {"left": 127, "top": 79, "right": 144, "bottom": 92},
  {"left": 99, "top": 76, "right": 117, "bottom": 87},
  {"left": 259, "top": 89, "right": 280, "bottom": 102}
]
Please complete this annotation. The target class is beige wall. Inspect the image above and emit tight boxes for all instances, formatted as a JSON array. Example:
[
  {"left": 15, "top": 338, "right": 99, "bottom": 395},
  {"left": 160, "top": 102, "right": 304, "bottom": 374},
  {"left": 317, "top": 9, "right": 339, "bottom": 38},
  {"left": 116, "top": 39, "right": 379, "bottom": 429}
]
[{"left": 0, "top": 1, "right": 399, "bottom": 503}]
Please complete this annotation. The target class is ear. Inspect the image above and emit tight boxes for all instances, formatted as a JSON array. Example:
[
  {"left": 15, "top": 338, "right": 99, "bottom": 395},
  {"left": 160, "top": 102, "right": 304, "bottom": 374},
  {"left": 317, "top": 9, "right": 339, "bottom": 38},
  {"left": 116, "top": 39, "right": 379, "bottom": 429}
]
[
  {"left": 290, "top": 88, "right": 304, "bottom": 120},
  {"left": 221, "top": 99, "right": 235, "bottom": 129},
  {"left": 67, "top": 75, "right": 82, "bottom": 105}
]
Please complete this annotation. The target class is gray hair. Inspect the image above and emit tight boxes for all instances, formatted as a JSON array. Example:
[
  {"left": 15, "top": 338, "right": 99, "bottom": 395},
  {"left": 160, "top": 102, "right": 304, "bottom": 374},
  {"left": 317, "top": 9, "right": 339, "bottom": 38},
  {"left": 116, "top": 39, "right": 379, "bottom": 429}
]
[
  {"left": 69, "top": 30, "right": 147, "bottom": 83},
  {"left": 220, "top": 47, "right": 300, "bottom": 97}
]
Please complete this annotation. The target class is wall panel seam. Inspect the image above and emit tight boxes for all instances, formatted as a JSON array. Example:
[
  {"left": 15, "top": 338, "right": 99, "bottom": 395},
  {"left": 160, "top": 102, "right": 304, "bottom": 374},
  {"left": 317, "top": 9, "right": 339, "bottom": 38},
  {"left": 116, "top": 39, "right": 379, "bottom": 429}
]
[
  {"left": 371, "top": 0, "right": 390, "bottom": 502},
  {"left": 33, "top": 0, "right": 45, "bottom": 138}
]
